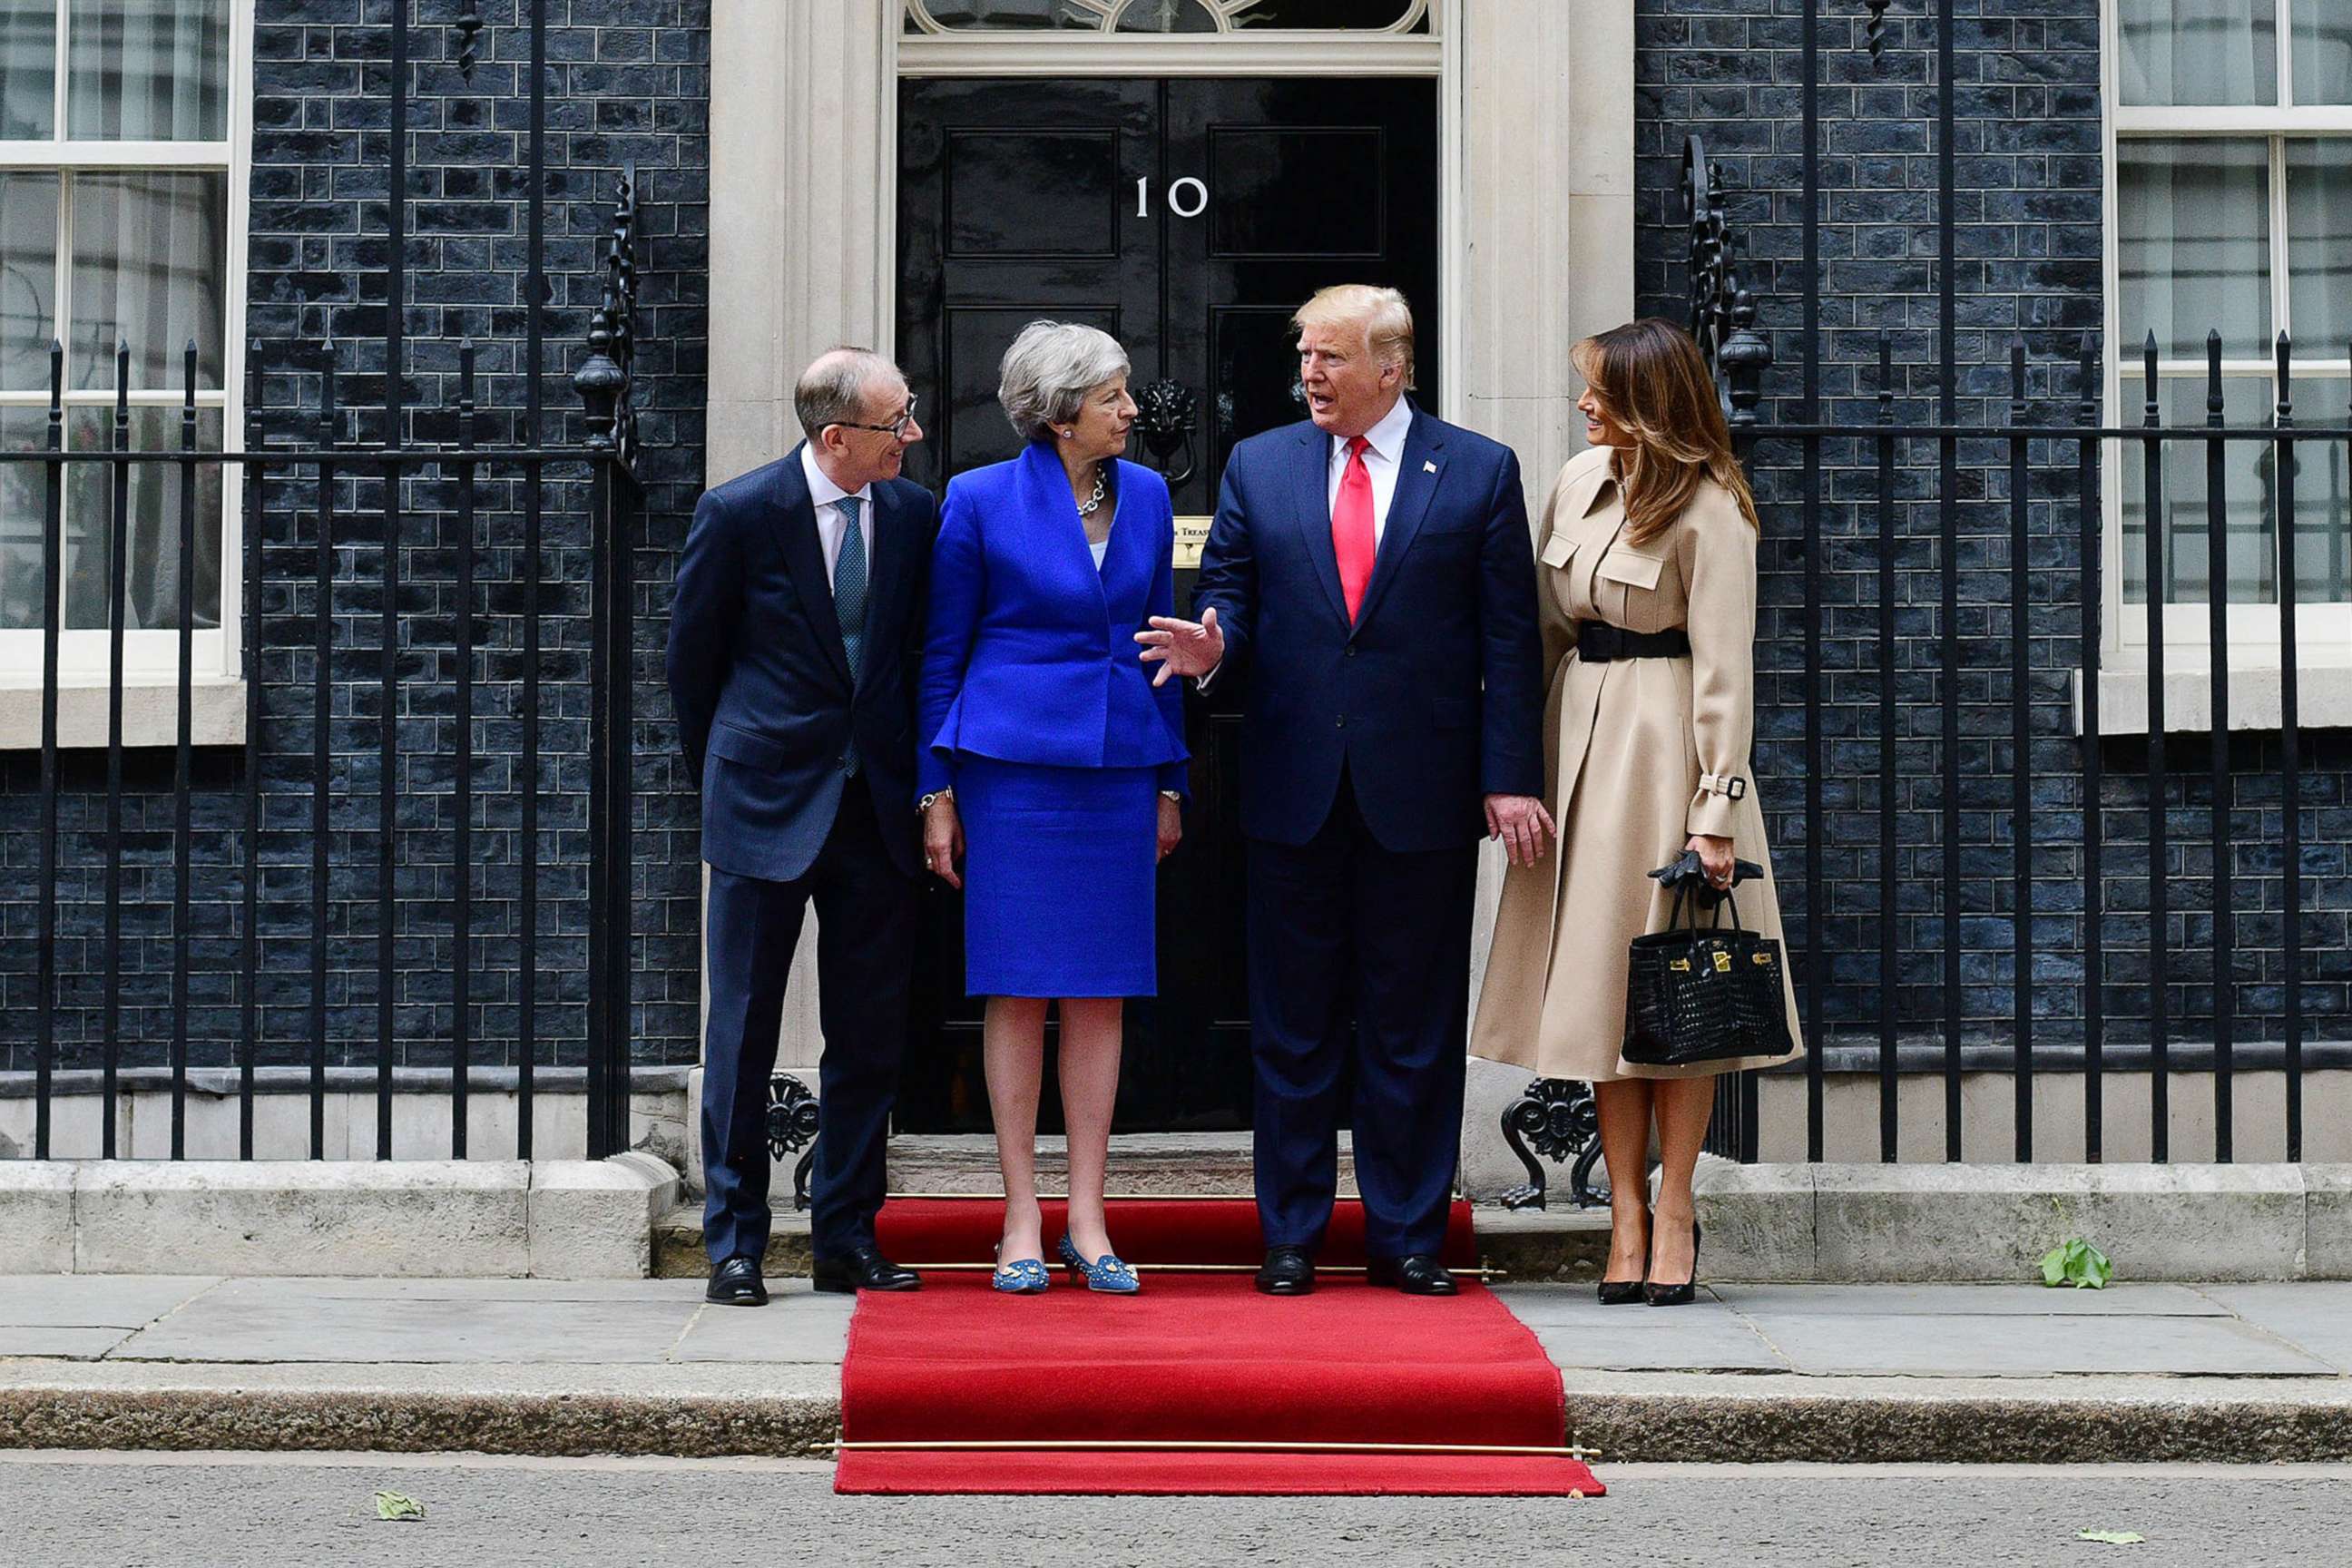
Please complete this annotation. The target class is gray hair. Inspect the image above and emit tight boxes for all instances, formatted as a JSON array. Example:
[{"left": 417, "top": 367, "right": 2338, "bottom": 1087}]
[
  {"left": 996, "top": 321, "right": 1131, "bottom": 445},
  {"left": 795, "top": 346, "right": 904, "bottom": 442}
]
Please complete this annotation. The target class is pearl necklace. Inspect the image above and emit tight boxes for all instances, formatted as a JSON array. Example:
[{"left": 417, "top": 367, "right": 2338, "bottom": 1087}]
[{"left": 1075, "top": 466, "right": 1107, "bottom": 517}]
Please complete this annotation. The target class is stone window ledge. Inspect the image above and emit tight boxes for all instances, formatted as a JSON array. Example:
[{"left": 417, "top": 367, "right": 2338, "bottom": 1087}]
[
  {"left": 0, "top": 680, "right": 248, "bottom": 750},
  {"left": 2073, "top": 652, "right": 2352, "bottom": 735}
]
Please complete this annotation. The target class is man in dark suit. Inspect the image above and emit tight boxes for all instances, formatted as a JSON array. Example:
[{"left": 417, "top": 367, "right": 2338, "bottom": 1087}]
[
  {"left": 1139, "top": 286, "right": 1550, "bottom": 1297},
  {"left": 666, "top": 348, "right": 936, "bottom": 1306}
]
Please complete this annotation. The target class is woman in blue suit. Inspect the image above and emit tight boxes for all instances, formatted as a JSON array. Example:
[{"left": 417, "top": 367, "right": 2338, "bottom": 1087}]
[{"left": 918, "top": 321, "right": 1189, "bottom": 1295}]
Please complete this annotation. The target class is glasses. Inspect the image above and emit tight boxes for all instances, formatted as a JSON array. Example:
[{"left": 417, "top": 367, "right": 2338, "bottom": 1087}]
[{"left": 830, "top": 394, "right": 919, "bottom": 442}]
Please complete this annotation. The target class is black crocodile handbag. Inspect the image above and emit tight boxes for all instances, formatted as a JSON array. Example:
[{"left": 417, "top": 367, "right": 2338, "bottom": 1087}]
[{"left": 1622, "top": 877, "right": 1796, "bottom": 1068}]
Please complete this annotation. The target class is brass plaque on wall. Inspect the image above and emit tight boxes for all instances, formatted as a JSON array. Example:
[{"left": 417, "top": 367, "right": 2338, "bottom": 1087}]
[{"left": 1173, "top": 514, "right": 1212, "bottom": 572}]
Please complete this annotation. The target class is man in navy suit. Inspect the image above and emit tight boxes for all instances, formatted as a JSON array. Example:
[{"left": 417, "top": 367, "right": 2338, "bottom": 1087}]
[
  {"left": 1139, "top": 286, "right": 1550, "bottom": 1296},
  {"left": 667, "top": 348, "right": 936, "bottom": 1306}
]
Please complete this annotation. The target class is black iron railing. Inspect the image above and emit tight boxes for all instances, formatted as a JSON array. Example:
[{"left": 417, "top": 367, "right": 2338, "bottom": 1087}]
[
  {"left": 1674, "top": 39, "right": 2352, "bottom": 1167},
  {"left": 2, "top": 0, "right": 642, "bottom": 1163},
  {"left": 4, "top": 333, "right": 640, "bottom": 1162}
]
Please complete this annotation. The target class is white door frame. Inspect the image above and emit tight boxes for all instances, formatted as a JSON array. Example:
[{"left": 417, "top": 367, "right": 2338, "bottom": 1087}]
[{"left": 886, "top": 5, "right": 1463, "bottom": 430}]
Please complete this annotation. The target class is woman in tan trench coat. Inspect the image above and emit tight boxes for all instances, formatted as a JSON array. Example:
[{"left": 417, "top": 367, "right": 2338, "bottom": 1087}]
[{"left": 1471, "top": 318, "right": 1801, "bottom": 1307}]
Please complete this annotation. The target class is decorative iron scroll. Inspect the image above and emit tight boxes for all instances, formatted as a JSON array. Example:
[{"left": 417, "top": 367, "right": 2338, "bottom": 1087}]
[
  {"left": 1864, "top": 0, "right": 1891, "bottom": 63},
  {"left": 906, "top": 0, "right": 1430, "bottom": 34},
  {"left": 573, "top": 164, "right": 640, "bottom": 476},
  {"left": 453, "top": 3, "right": 485, "bottom": 82},
  {"left": 1681, "top": 134, "right": 1773, "bottom": 443},
  {"left": 1497, "top": 1078, "right": 1609, "bottom": 1210},
  {"left": 766, "top": 1073, "right": 822, "bottom": 1212}
]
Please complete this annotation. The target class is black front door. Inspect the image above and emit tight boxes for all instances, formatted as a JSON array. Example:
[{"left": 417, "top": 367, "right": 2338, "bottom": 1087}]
[{"left": 895, "top": 75, "right": 1439, "bottom": 1134}]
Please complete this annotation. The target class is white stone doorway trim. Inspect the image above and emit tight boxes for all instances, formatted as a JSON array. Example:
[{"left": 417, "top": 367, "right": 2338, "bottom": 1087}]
[{"left": 702, "top": 0, "right": 1633, "bottom": 1093}]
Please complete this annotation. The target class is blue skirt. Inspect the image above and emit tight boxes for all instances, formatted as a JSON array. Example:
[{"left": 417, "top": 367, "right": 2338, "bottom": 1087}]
[{"left": 956, "top": 756, "right": 1159, "bottom": 999}]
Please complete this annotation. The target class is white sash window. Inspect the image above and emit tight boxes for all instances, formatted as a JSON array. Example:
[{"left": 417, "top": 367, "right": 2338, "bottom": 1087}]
[
  {"left": 2107, "top": 1, "right": 2352, "bottom": 631},
  {"left": 0, "top": 0, "right": 248, "bottom": 716}
]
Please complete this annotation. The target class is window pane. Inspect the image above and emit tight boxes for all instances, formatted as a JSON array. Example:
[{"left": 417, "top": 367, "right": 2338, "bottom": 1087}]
[
  {"left": 2120, "top": 377, "right": 2281, "bottom": 604},
  {"left": 909, "top": 1, "right": 1108, "bottom": 29},
  {"left": 2290, "top": 381, "right": 2352, "bottom": 603},
  {"left": 0, "top": 406, "right": 58, "bottom": 631},
  {"left": 69, "top": 171, "right": 225, "bottom": 392},
  {"left": 67, "top": 0, "right": 227, "bottom": 141},
  {"left": 1, "top": 172, "right": 60, "bottom": 390},
  {"left": 1112, "top": 0, "right": 1220, "bottom": 32},
  {"left": 2288, "top": 141, "right": 2352, "bottom": 351},
  {"left": 62, "top": 404, "right": 223, "bottom": 632},
  {"left": 2295, "top": 0, "right": 2352, "bottom": 103},
  {"left": 2120, "top": 0, "right": 2278, "bottom": 106},
  {"left": 1228, "top": 0, "right": 1424, "bottom": 27},
  {"left": 2120, "top": 139, "right": 2271, "bottom": 361},
  {"left": 0, "top": 1, "right": 57, "bottom": 138},
  {"left": 907, "top": 0, "right": 1422, "bottom": 29}
]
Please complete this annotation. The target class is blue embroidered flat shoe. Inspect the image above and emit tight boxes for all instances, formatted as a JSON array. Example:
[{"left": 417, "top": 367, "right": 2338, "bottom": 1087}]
[
  {"left": 1056, "top": 1233, "right": 1141, "bottom": 1294},
  {"left": 992, "top": 1256, "right": 1049, "bottom": 1294}
]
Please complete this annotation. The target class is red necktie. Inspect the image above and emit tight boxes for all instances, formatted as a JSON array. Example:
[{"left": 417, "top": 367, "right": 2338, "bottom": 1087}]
[{"left": 1332, "top": 435, "right": 1376, "bottom": 622}]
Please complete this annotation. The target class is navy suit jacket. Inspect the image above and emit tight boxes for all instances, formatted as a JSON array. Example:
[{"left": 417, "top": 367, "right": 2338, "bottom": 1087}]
[
  {"left": 666, "top": 445, "right": 937, "bottom": 883},
  {"left": 918, "top": 443, "right": 1189, "bottom": 797},
  {"left": 1191, "top": 402, "right": 1544, "bottom": 852}
]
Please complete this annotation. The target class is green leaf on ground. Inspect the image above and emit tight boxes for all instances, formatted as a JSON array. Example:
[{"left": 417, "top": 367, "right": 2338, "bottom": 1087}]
[
  {"left": 2077, "top": 1530, "right": 2145, "bottom": 1544},
  {"left": 373, "top": 1490, "right": 426, "bottom": 1522},
  {"left": 2039, "top": 1237, "right": 2113, "bottom": 1289}
]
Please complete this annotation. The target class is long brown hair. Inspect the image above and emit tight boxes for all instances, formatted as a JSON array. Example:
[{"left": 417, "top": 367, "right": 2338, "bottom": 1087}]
[{"left": 1570, "top": 318, "right": 1760, "bottom": 547}]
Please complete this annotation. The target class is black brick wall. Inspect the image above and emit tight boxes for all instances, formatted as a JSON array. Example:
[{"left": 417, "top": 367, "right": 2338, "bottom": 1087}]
[
  {"left": 9, "top": 1, "right": 2339, "bottom": 1100},
  {"left": 1637, "top": 0, "right": 2350, "bottom": 1057},
  {"left": 0, "top": 0, "right": 710, "bottom": 1080}
]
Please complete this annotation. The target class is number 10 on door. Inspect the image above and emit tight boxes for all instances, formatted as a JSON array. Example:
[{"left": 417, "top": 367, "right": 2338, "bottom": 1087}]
[{"left": 1137, "top": 176, "right": 1208, "bottom": 218}]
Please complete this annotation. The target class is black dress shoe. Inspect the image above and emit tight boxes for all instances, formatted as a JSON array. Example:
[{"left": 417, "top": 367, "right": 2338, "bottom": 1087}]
[
  {"left": 1367, "top": 1254, "right": 1459, "bottom": 1296},
  {"left": 811, "top": 1244, "right": 921, "bottom": 1294},
  {"left": 1645, "top": 1220, "right": 1703, "bottom": 1308},
  {"left": 706, "top": 1255, "right": 768, "bottom": 1307},
  {"left": 1254, "top": 1245, "right": 1316, "bottom": 1296}
]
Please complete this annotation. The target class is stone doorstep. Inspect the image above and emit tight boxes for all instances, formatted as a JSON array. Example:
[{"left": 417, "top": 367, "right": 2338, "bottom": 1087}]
[
  {"left": 652, "top": 1201, "right": 1611, "bottom": 1281},
  {"left": 1695, "top": 1159, "right": 2352, "bottom": 1283},
  {"left": 0, "top": 1157, "right": 681, "bottom": 1279},
  {"left": 5, "top": 1369, "right": 2351, "bottom": 1465},
  {"left": 883, "top": 1132, "right": 1353, "bottom": 1197}
]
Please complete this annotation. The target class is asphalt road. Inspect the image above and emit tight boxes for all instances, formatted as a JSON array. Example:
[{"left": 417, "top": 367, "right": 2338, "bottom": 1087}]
[{"left": 2, "top": 1454, "right": 2344, "bottom": 1568}]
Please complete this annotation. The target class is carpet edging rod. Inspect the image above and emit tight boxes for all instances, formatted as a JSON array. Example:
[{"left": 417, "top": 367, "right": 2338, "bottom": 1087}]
[
  {"left": 823, "top": 1439, "right": 1601, "bottom": 1460},
  {"left": 893, "top": 1262, "right": 1507, "bottom": 1279}
]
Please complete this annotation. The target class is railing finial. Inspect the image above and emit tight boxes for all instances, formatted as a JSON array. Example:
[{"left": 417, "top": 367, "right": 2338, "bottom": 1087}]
[
  {"left": 573, "top": 163, "right": 640, "bottom": 474},
  {"left": 1682, "top": 136, "right": 1774, "bottom": 445},
  {"left": 454, "top": 3, "right": 485, "bottom": 83}
]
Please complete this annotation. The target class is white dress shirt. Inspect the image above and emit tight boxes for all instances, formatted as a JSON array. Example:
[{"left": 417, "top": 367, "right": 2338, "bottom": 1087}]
[
  {"left": 1325, "top": 394, "right": 1416, "bottom": 547},
  {"left": 799, "top": 443, "right": 875, "bottom": 588},
  {"left": 1196, "top": 397, "right": 1416, "bottom": 693}
]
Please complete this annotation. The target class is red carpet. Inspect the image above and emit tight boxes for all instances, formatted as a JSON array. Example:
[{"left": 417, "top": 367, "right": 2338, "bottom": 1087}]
[{"left": 835, "top": 1198, "right": 1602, "bottom": 1497}]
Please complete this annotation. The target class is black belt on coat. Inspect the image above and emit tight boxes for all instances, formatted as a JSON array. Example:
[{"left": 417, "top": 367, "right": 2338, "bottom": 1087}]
[{"left": 1573, "top": 622, "right": 1691, "bottom": 662}]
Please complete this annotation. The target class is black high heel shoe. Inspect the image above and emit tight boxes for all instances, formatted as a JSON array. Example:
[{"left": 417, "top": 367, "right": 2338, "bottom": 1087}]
[
  {"left": 1597, "top": 1208, "right": 1651, "bottom": 1305},
  {"left": 1644, "top": 1219, "right": 1702, "bottom": 1308}
]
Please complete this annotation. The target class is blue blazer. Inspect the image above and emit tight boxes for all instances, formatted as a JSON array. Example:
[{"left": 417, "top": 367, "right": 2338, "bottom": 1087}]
[
  {"left": 665, "top": 446, "right": 937, "bottom": 883},
  {"left": 1191, "top": 402, "right": 1544, "bottom": 852},
  {"left": 918, "top": 443, "right": 1190, "bottom": 797}
]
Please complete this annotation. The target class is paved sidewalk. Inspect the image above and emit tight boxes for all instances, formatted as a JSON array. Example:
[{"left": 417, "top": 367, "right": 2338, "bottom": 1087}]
[{"left": 5, "top": 1276, "right": 2351, "bottom": 1462}]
